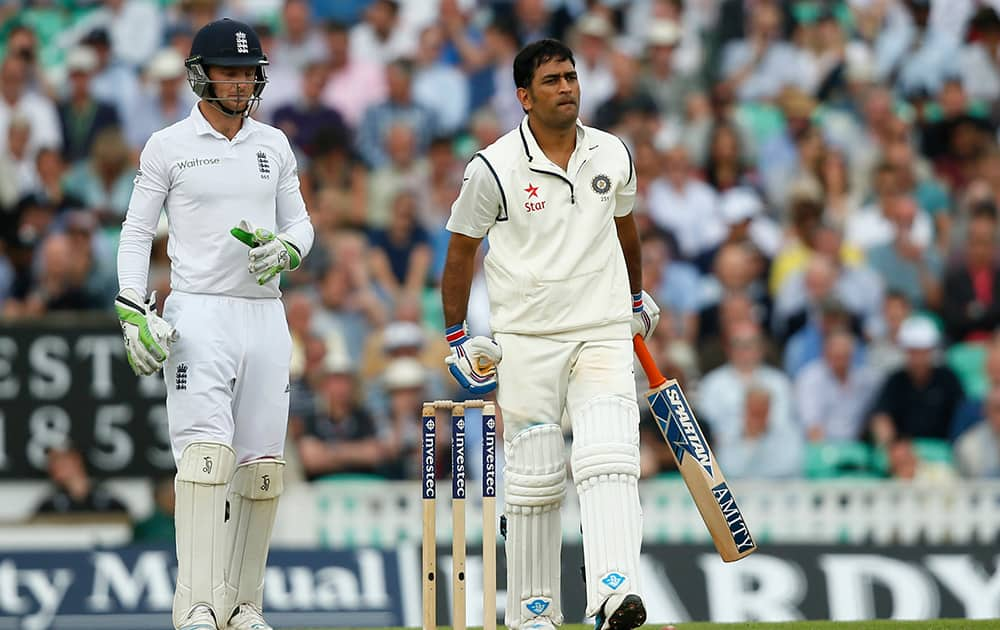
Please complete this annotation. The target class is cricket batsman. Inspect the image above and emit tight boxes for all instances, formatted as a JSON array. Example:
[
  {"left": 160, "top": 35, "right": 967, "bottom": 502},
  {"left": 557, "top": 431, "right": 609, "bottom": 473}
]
[
  {"left": 115, "top": 18, "right": 314, "bottom": 630},
  {"left": 441, "top": 39, "right": 659, "bottom": 630}
]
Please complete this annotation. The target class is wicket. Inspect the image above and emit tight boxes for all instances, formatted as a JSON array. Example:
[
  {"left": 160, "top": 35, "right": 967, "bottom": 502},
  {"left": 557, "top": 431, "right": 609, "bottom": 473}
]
[{"left": 422, "top": 400, "right": 497, "bottom": 630}]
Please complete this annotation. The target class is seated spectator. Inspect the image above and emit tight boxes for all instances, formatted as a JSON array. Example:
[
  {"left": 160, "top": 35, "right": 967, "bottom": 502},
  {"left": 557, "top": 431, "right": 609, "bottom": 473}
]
[
  {"left": 866, "top": 290, "right": 912, "bottom": 380},
  {"left": 63, "top": 127, "right": 136, "bottom": 223},
  {"left": 0, "top": 115, "right": 38, "bottom": 206},
  {"left": 34, "top": 442, "right": 128, "bottom": 517},
  {"left": 718, "top": 187, "right": 783, "bottom": 260},
  {"left": 8, "top": 230, "right": 102, "bottom": 316},
  {"left": 715, "top": 385, "right": 805, "bottom": 479},
  {"left": 941, "top": 201, "right": 1000, "bottom": 343},
  {"left": 125, "top": 48, "right": 196, "bottom": 151},
  {"left": 30, "top": 148, "right": 85, "bottom": 212},
  {"left": 865, "top": 196, "right": 943, "bottom": 311},
  {"left": 886, "top": 437, "right": 958, "bottom": 482},
  {"left": 784, "top": 296, "right": 865, "bottom": 378},
  {"left": 642, "top": 229, "right": 700, "bottom": 344},
  {"left": 869, "top": 316, "right": 965, "bottom": 445},
  {"left": 954, "top": 387, "right": 1000, "bottom": 477},
  {"left": 412, "top": 24, "right": 469, "bottom": 135},
  {"left": 698, "top": 242, "right": 771, "bottom": 344},
  {"left": 320, "top": 20, "right": 387, "bottom": 129},
  {"left": 366, "top": 122, "right": 430, "bottom": 228},
  {"left": 377, "top": 356, "right": 432, "bottom": 480},
  {"left": 366, "top": 190, "right": 432, "bottom": 303},
  {"left": 58, "top": 46, "right": 120, "bottom": 165},
  {"left": 295, "top": 348, "right": 385, "bottom": 480},
  {"left": 273, "top": 56, "right": 349, "bottom": 159},
  {"left": 698, "top": 320, "right": 795, "bottom": 445},
  {"left": 355, "top": 58, "right": 437, "bottom": 168},
  {"left": 795, "top": 329, "right": 879, "bottom": 441},
  {"left": 132, "top": 476, "right": 176, "bottom": 542}
]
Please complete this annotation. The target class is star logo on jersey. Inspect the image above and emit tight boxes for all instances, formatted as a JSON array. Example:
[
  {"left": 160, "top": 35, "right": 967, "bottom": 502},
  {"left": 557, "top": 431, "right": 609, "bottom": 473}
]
[{"left": 524, "top": 182, "right": 545, "bottom": 212}]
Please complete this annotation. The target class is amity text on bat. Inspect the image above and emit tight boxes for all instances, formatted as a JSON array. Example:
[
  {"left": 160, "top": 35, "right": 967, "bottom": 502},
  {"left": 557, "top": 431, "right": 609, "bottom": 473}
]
[{"left": 634, "top": 336, "right": 757, "bottom": 562}]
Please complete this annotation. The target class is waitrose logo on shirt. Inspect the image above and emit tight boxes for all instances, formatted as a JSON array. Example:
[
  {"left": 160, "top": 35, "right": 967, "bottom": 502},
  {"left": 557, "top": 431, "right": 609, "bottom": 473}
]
[{"left": 175, "top": 157, "right": 221, "bottom": 170}]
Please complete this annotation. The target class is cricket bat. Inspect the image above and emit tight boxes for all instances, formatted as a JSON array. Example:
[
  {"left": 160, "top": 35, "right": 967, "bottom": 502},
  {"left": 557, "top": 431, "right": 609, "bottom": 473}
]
[{"left": 633, "top": 335, "right": 757, "bottom": 562}]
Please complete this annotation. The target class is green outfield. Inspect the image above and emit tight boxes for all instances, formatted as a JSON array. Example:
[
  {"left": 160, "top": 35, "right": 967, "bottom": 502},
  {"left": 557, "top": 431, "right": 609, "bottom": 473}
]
[{"left": 292, "top": 623, "right": 1000, "bottom": 630}]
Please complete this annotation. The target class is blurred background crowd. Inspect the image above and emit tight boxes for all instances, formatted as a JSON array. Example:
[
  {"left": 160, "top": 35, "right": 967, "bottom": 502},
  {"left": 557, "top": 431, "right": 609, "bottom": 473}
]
[{"left": 4, "top": 0, "right": 1000, "bottom": 526}]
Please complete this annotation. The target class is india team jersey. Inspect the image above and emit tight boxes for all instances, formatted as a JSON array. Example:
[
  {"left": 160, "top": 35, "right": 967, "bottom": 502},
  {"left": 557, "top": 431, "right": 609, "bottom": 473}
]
[
  {"left": 118, "top": 103, "right": 313, "bottom": 299},
  {"left": 446, "top": 116, "right": 636, "bottom": 336}
]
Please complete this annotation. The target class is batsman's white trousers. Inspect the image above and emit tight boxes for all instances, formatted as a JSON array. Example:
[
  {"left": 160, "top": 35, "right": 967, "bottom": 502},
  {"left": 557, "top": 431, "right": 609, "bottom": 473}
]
[
  {"left": 494, "top": 328, "right": 637, "bottom": 436},
  {"left": 162, "top": 290, "right": 291, "bottom": 464}
]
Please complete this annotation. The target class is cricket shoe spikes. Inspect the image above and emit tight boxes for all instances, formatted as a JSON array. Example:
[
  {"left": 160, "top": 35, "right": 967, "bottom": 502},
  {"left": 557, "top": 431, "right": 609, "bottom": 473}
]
[
  {"left": 226, "top": 602, "right": 273, "bottom": 630},
  {"left": 177, "top": 604, "right": 218, "bottom": 630},
  {"left": 594, "top": 592, "right": 646, "bottom": 630}
]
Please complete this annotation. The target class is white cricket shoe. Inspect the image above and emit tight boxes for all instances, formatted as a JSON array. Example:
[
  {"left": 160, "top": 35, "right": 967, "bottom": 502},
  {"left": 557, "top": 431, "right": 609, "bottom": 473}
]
[
  {"left": 594, "top": 592, "right": 646, "bottom": 630},
  {"left": 176, "top": 604, "right": 219, "bottom": 630},
  {"left": 226, "top": 602, "right": 274, "bottom": 630}
]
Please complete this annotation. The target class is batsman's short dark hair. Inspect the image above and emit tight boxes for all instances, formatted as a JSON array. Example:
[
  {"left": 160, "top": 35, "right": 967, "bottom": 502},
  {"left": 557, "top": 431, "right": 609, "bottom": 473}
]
[{"left": 513, "top": 39, "right": 575, "bottom": 89}]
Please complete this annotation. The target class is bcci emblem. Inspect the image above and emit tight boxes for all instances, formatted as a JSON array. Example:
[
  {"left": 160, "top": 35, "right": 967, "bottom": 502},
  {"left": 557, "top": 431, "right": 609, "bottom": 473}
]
[{"left": 591, "top": 173, "right": 612, "bottom": 201}]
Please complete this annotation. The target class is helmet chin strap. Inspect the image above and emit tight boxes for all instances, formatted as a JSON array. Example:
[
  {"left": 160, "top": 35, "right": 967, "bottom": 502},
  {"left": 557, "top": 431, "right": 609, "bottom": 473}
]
[{"left": 204, "top": 83, "right": 256, "bottom": 118}]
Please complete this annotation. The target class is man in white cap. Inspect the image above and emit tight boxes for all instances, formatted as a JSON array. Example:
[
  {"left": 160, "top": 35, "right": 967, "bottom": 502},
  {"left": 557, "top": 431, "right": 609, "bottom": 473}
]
[
  {"left": 58, "top": 45, "right": 120, "bottom": 163},
  {"left": 125, "top": 48, "right": 197, "bottom": 150},
  {"left": 869, "top": 315, "right": 964, "bottom": 445}
]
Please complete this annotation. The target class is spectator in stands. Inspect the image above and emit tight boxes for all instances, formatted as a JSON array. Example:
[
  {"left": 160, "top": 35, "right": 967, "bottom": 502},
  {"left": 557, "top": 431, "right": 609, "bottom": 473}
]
[
  {"left": 639, "top": 19, "right": 700, "bottom": 121},
  {"left": 866, "top": 195, "right": 944, "bottom": 310},
  {"left": 59, "top": 46, "right": 120, "bottom": 165},
  {"left": 719, "top": 1, "right": 812, "bottom": 102},
  {"left": 272, "top": 0, "right": 327, "bottom": 72},
  {"left": 887, "top": 436, "right": 958, "bottom": 481},
  {"left": 795, "top": 329, "right": 880, "bottom": 442},
  {"left": 703, "top": 122, "right": 756, "bottom": 195},
  {"left": 320, "top": 20, "right": 387, "bottom": 129},
  {"left": 125, "top": 48, "right": 195, "bottom": 151},
  {"left": 377, "top": 356, "right": 430, "bottom": 480},
  {"left": 0, "top": 53, "right": 61, "bottom": 166},
  {"left": 273, "top": 56, "right": 349, "bottom": 159},
  {"left": 367, "top": 189, "right": 432, "bottom": 303},
  {"left": 34, "top": 442, "right": 128, "bottom": 516},
  {"left": 647, "top": 144, "right": 725, "bottom": 263},
  {"left": 716, "top": 385, "right": 805, "bottom": 479},
  {"left": 63, "top": 128, "right": 136, "bottom": 223},
  {"left": 349, "top": 0, "right": 417, "bottom": 66},
  {"left": 295, "top": 347, "right": 385, "bottom": 480},
  {"left": 10, "top": 230, "right": 102, "bottom": 316},
  {"left": 959, "top": 7, "right": 1000, "bottom": 104},
  {"left": 412, "top": 24, "right": 469, "bottom": 136},
  {"left": 942, "top": 202, "right": 1000, "bottom": 342},
  {"left": 366, "top": 122, "right": 429, "bottom": 228},
  {"left": 717, "top": 187, "right": 782, "bottom": 260},
  {"left": 132, "top": 476, "right": 176, "bottom": 542},
  {"left": 867, "top": 290, "right": 912, "bottom": 379},
  {"left": 642, "top": 229, "right": 700, "bottom": 345},
  {"left": 869, "top": 316, "right": 965, "bottom": 445},
  {"left": 846, "top": 165, "right": 934, "bottom": 252},
  {"left": 954, "top": 387, "right": 1000, "bottom": 477},
  {"left": 698, "top": 320, "right": 795, "bottom": 446},
  {"left": 0, "top": 115, "right": 37, "bottom": 206},
  {"left": 699, "top": 243, "right": 771, "bottom": 345},
  {"left": 483, "top": 15, "right": 525, "bottom": 131},
  {"left": 31, "top": 148, "right": 84, "bottom": 212},
  {"left": 592, "top": 50, "right": 657, "bottom": 135},
  {"left": 81, "top": 28, "right": 141, "bottom": 125},
  {"left": 355, "top": 58, "right": 437, "bottom": 168}
]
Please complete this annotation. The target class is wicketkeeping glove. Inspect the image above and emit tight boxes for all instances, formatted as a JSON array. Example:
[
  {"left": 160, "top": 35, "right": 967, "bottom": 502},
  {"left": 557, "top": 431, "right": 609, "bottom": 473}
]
[
  {"left": 444, "top": 322, "right": 503, "bottom": 394},
  {"left": 630, "top": 290, "right": 660, "bottom": 339},
  {"left": 115, "top": 288, "right": 178, "bottom": 376},
  {"left": 231, "top": 219, "right": 302, "bottom": 285}
]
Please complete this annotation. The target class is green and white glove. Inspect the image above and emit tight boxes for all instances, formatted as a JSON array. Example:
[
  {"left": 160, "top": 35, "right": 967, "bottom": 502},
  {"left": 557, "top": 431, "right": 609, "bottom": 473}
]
[
  {"left": 230, "top": 219, "right": 302, "bottom": 285},
  {"left": 115, "top": 288, "right": 178, "bottom": 376}
]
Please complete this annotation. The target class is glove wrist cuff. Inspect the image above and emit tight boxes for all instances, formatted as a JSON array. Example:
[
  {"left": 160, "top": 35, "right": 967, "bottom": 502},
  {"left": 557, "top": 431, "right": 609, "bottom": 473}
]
[
  {"left": 445, "top": 322, "right": 468, "bottom": 347},
  {"left": 632, "top": 292, "right": 643, "bottom": 313}
]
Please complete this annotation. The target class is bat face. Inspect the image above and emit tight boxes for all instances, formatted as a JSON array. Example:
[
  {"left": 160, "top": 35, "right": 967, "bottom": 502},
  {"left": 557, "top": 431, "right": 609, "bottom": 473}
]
[{"left": 646, "top": 380, "right": 756, "bottom": 561}]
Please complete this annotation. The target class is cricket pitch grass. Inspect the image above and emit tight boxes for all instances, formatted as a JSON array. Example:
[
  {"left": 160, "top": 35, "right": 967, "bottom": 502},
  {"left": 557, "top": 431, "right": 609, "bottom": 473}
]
[{"left": 292, "top": 622, "right": 1000, "bottom": 630}]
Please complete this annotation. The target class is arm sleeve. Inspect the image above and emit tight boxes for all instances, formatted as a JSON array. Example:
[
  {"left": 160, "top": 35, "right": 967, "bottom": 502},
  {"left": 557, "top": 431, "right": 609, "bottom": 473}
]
[
  {"left": 116, "top": 135, "right": 169, "bottom": 294},
  {"left": 275, "top": 134, "right": 315, "bottom": 259},
  {"left": 614, "top": 138, "right": 636, "bottom": 217},
  {"left": 445, "top": 155, "right": 503, "bottom": 238}
]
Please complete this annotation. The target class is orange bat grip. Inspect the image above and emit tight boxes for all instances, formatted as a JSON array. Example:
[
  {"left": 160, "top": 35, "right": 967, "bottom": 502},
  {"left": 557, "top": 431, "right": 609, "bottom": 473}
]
[{"left": 633, "top": 334, "right": 667, "bottom": 388}]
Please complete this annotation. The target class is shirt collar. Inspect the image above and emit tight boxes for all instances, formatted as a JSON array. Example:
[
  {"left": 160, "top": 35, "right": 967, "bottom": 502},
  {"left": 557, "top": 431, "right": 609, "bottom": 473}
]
[
  {"left": 189, "top": 101, "right": 259, "bottom": 143},
  {"left": 517, "top": 115, "right": 592, "bottom": 165}
]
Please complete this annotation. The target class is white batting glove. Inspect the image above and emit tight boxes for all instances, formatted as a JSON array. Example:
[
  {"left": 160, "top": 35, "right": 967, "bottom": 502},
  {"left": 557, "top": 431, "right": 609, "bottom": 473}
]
[
  {"left": 630, "top": 290, "right": 660, "bottom": 339},
  {"left": 444, "top": 322, "right": 502, "bottom": 394},
  {"left": 115, "top": 288, "right": 178, "bottom": 376},
  {"left": 230, "top": 219, "right": 302, "bottom": 285}
]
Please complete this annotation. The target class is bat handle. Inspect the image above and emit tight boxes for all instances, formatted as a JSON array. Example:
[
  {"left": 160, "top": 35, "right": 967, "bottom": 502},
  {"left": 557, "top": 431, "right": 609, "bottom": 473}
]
[{"left": 633, "top": 334, "right": 667, "bottom": 388}]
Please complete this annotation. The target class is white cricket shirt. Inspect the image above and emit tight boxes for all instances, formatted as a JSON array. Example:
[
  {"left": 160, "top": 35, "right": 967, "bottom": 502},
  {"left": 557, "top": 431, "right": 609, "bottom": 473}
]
[
  {"left": 117, "top": 102, "right": 314, "bottom": 299},
  {"left": 446, "top": 116, "right": 636, "bottom": 336}
]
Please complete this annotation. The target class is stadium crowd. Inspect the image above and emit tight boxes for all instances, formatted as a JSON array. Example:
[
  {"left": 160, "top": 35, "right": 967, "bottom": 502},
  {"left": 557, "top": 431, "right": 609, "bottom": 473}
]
[{"left": 4, "top": 0, "right": 1000, "bottom": 502}]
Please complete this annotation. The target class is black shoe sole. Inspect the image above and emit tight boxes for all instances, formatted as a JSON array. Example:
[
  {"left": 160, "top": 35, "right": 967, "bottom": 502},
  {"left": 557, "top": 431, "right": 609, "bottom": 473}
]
[{"left": 606, "top": 594, "right": 647, "bottom": 630}]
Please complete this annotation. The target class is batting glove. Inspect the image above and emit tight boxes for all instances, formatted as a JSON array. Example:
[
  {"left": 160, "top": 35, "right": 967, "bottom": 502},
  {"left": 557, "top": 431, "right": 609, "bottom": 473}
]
[
  {"left": 231, "top": 219, "right": 302, "bottom": 285},
  {"left": 630, "top": 290, "right": 660, "bottom": 339},
  {"left": 115, "top": 288, "right": 178, "bottom": 376},
  {"left": 444, "top": 322, "right": 502, "bottom": 394}
]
